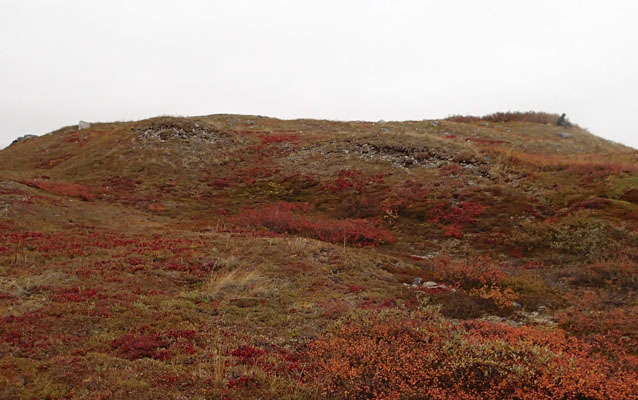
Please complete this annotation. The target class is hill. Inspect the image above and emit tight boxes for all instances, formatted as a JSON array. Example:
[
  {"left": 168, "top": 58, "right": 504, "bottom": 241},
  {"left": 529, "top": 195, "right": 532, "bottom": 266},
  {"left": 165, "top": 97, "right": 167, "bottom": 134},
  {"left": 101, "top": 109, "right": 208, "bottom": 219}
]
[{"left": 1, "top": 112, "right": 637, "bottom": 399}]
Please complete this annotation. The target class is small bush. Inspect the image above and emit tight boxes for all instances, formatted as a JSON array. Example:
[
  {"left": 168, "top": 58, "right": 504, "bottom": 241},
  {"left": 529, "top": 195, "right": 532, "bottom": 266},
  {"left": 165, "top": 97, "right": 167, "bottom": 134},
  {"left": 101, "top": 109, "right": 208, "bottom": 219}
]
[
  {"left": 236, "top": 202, "right": 394, "bottom": 246},
  {"left": 306, "top": 312, "right": 638, "bottom": 399},
  {"left": 446, "top": 111, "right": 573, "bottom": 126},
  {"left": 110, "top": 333, "right": 171, "bottom": 360},
  {"left": 21, "top": 180, "right": 94, "bottom": 201},
  {"left": 432, "top": 257, "right": 505, "bottom": 290}
]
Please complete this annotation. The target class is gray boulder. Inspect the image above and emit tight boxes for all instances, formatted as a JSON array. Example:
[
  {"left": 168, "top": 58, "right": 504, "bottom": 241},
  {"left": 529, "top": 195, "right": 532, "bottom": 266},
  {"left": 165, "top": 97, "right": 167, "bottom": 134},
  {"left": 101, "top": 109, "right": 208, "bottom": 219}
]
[{"left": 11, "top": 134, "right": 37, "bottom": 145}]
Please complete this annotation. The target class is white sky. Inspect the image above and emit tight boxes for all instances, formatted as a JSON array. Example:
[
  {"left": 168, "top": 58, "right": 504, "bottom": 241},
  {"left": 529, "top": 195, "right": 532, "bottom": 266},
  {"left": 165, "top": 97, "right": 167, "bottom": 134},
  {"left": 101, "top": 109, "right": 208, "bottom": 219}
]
[{"left": 1, "top": 0, "right": 637, "bottom": 149}]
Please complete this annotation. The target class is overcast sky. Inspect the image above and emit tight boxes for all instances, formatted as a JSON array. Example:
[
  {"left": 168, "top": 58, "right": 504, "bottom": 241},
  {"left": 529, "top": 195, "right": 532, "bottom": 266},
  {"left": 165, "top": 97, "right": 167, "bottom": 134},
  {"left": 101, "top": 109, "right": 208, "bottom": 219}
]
[{"left": 1, "top": 0, "right": 637, "bottom": 149}]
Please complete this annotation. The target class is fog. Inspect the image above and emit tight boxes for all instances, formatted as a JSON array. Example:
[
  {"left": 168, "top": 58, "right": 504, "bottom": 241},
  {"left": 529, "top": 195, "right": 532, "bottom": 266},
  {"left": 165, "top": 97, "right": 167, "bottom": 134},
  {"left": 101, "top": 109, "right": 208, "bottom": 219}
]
[{"left": 1, "top": 0, "right": 637, "bottom": 149}]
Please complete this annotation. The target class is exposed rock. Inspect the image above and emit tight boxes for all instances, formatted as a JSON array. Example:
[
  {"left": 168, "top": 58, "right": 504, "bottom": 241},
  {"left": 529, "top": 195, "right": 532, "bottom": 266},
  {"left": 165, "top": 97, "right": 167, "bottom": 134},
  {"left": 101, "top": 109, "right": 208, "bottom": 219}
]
[
  {"left": 558, "top": 132, "right": 572, "bottom": 139},
  {"left": 406, "top": 279, "right": 455, "bottom": 292},
  {"left": 11, "top": 134, "right": 37, "bottom": 145},
  {"left": 135, "top": 119, "right": 233, "bottom": 144},
  {"left": 79, "top": 121, "right": 91, "bottom": 130}
]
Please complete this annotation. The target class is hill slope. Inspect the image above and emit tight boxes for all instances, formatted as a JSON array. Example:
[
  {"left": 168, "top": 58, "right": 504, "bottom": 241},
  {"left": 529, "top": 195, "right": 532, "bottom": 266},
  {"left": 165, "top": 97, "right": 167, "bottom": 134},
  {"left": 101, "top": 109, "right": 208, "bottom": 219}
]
[{"left": 1, "top": 112, "right": 637, "bottom": 399}]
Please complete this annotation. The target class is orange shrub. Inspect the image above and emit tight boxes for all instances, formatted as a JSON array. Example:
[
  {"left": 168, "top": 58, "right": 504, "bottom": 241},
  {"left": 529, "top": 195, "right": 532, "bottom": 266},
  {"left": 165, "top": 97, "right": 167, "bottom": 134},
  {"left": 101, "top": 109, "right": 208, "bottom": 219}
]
[
  {"left": 306, "top": 313, "right": 638, "bottom": 399},
  {"left": 432, "top": 256, "right": 505, "bottom": 290}
]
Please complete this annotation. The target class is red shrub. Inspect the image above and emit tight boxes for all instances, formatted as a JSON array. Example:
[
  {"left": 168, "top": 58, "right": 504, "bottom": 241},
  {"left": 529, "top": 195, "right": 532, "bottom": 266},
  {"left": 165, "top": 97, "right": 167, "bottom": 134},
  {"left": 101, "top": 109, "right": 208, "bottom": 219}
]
[
  {"left": 236, "top": 202, "right": 394, "bottom": 246},
  {"left": 347, "top": 285, "right": 366, "bottom": 294},
  {"left": 231, "top": 345, "right": 268, "bottom": 365},
  {"left": 433, "top": 257, "right": 505, "bottom": 290},
  {"left": 319, "top": 300, "right": 351, "bottom": 319},
  {"left": 55, "top": 287, "right": 99, "bottom": 302},
  {"left": 208, "top": 177, "right": 233, "bottom": 189},
  {"left": 381, "top": 179, "right": 429, "bottom": 215},
  {"left": 110, "top": 333, "right": 171, "bottom": 360},
  {"left": 258, "top": 133, "right": 298, "bottom": 144},
  {"left": 428, "top": 201, "right": 487, "bottom": 237},
  {"left": 227, "top": 375, "right": 257, "bottom": 389},
  {"left": 442, "top": 224, "right": 463, "bottom": 238},
  {"left": 563, "top": 197, "right": 613, "bottom": 216},
  {"left": 567, "top": 163, "right": 631, "bottom": 185},
  {"left": 429, "top": 201, "right": 487, "bottom": 225},
  {"left": 322, "top": 169, "right": 384, "bottom": 194},
  {"left": 21, "top": 180, "right": 94, "bottom": 201}
]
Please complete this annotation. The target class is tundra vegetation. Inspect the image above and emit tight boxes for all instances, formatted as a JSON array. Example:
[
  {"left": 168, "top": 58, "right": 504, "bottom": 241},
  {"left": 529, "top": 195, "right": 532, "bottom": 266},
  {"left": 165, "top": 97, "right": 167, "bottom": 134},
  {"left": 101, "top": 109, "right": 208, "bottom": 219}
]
[{"left": 0, "top": 112, "right": 637, "bottom": 399}]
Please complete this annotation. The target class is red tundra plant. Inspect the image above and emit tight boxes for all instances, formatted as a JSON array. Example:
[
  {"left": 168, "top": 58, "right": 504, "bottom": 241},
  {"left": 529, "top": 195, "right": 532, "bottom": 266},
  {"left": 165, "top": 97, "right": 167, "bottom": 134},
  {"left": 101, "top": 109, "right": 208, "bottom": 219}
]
[
  {"left": 429, "top": 201, "right": 486, "bottom": 225},
  {"left": 439, "top": 164, "right": 463, "bottom": 177},
  {"left": 321, "top": 169, "right": 384, "bottom": 194},
  {"left": 428, "top": 200, "right": 487, "bottom": 238},
  {"left": 258, "top": 133, "right": 299, "bottom": 144},
  {"left": 227, "top": 375, "right": 257, "bottom": 389},
  {"left": 110, "top": 330, "right": 198, "bottom": 361},
  {"left": 432, "top": 256, "right": 505, "bottom": 290},
  {"left": 20, "top": 179, "right": 94, "bottom": 201},
  {"left": 230, "top": 345, "right": 268, "bottom": 366},
  {"left": 236, "top": 202, "right": 394, "bottom": 246},
  {"left": 305, "top": 312, "right": 638, "bottom": 400},
  {"left": 55, "top": 287, "right": 99, "bottom": 302},
  {"left": 110, "top": 333, "right": 171, "bottom": 360},
  {"left": 323, "top": 169, "right": 408, "bottom": 218},
  {"left": 380, "top": 179, "right": 429, "bottom": 216}
]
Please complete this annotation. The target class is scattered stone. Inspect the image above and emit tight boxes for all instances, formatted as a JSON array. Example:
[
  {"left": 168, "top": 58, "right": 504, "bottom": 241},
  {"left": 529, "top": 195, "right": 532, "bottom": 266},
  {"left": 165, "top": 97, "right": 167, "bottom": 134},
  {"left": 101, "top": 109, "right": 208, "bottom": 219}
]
[
  {"left": 511, "top": 302, "right": 521, "bottom": 309},
  {"left": 380, "top": 128, "right": 389, "bottom": 133},
  {"left": 11, "top": 134, "right": 37, "bottom": 145},
  {"left": 79, "top": 121, "right": 91, "bottom": 130},
  {"left": 406, "top": 279, "right": 454, "bottom": 292},
  {"left": 558, "top": 132, "right": 572, "bottom": 139},
  {"left": 135, "top": 120, "right": 233, "bottom": 144},
  {"left": 430, "top": 121, "right": 439, "bottom": 127},
  {"left": 377, "top": 119, "right": 386, "bottom": 124}
]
